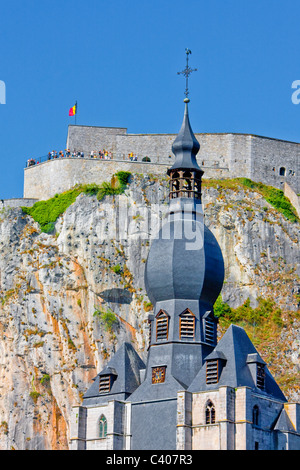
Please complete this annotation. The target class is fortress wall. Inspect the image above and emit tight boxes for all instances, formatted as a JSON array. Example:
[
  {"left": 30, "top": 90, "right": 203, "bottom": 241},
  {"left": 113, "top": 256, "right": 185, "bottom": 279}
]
[
  {"left": 197, "top": 133, "right": 233, "bottom": 169},
  {"left": 284, "top": 182, "right": 300, "bottom": 217},
  {"left": 115, "top": 133, "right": 176, "bottom": 162},
  {"left": 23, "top": 157, "right": 229, "bottom": 201},
  {"left": 0, "top": 198, "right": 38, "bottom": 210},
  {"left": 227, "top": 134, "right": 252, "bottom": 178},
  {"left": 23, "top": 127, "right": 299, "bottom": 200},
  {"left": 250, "top": 136, "right": 300, "bottom": 193},
  {"left": 23, "top": 158, "right": 170, "bottom": 200},
  {"left": 66, "top": 125, "right": 127, "bottom": 154},
  {"left": 66, "top": 126, "right": 234, "bottom": 166}
]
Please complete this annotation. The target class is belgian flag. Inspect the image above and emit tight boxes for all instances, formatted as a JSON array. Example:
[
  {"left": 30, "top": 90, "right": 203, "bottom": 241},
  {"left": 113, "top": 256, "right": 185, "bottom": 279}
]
[{"left": 69, "top": 102, "right": 77, "bottom": 116}]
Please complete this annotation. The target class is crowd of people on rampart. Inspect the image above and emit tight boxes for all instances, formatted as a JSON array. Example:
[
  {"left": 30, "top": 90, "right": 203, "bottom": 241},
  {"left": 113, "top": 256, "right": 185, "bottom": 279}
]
[{"left": 26, "top": 149, "right": 152, "bottom": 167}]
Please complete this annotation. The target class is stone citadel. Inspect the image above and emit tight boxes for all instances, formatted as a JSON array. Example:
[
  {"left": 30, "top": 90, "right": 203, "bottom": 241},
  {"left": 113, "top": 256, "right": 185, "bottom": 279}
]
[{"left": 22, "top": 124, "right": 300, "bottom": 203}]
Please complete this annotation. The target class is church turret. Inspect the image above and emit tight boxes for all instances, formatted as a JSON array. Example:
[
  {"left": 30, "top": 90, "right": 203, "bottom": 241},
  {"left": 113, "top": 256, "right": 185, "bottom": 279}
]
[{"left": 168, "top": 98, "right": 203, "bottom": 202}]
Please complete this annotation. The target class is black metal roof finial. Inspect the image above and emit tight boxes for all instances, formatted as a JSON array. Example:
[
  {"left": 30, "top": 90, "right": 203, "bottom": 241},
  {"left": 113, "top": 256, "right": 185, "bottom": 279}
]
[{"left": 177, "top": 49, "right": 197, "bottom": 102}]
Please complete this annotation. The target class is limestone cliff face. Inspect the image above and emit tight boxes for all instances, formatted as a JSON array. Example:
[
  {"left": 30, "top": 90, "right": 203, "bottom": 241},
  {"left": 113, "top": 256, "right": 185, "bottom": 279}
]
[{"left": 0, "top": 175, "right": 299, "bottom": 449}]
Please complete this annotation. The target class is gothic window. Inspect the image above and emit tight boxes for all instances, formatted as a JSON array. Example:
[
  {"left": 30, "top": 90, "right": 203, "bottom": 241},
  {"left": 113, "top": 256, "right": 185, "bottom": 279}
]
[
  {"left": 256, "top": 363, "right": 265, "bottom": 390},
  {"left": 253, "top": 405, "right": 259, "bottom": 426},
  {"left": 156, "top": 310, "right": 169, "bottom": 341},
  {"left": 179, "top": 309, "right": 195, "bottom": 339},
  {"left": 99, "top": 375, "right": 112, "bottom": 394},
  {"left": 205, "top": 401, "right": 216, "bottom": 424},
  {"left": 99, "top": 415, "right": 107, "bottom": 438},
  {"left": 279, "top": 167, "right": 286, "bottom": 176},
  {"left": 206, "top": 360, "right": 219, "bottom": 384}
]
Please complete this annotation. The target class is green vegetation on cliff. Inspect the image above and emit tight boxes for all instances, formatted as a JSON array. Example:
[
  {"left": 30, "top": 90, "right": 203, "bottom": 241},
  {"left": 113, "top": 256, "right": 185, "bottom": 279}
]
[
  {"left": 22, "top": 175, "right": 298, "bottom": 233},
  {"left": 214, "top": 294, "right": 300, "bottom": 393},
  {"left": 203, "top": 177, "right": 299, "bottom": 223},
  {"left": 21, "top": 171, "right": 131, "bottom": 232}
]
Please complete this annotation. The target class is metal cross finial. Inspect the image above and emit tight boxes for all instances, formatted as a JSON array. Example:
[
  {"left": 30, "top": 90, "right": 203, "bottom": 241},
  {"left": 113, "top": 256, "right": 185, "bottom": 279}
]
[{"left": 177, "top": 49, "right": 197, "bottom": 101}]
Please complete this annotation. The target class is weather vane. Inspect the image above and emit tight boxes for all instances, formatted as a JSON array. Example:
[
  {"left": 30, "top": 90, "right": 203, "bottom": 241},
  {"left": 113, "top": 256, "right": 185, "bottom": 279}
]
[{"left": 177, "top": 48, "right": 197, "bottom": 102}]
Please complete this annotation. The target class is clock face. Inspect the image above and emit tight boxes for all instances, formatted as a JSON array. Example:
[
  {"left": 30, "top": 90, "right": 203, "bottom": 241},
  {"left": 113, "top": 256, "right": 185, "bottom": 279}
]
[{"left": 152, "top": 366, "right": 166, "bottom": 384}]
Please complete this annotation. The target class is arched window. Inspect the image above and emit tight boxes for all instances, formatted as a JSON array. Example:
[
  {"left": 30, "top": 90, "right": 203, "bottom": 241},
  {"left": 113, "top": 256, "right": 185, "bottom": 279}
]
[
  {"left": 99, "top": 414, "right": 107, "bottom": 438},
  {"left": 279, "top": 167, "right": 286, "bottom": 176},
  {"left": 253, "top": 405, "right": 259, "bottom": 426},
  {"left": 205, "top": 401, "right": 216, "bottom": 424},
  {"left": 179, "top": 309, "right": 195, "bottom": 339},
  {"left": 156, "top": 310, "right": 169, "bottom": 341}
]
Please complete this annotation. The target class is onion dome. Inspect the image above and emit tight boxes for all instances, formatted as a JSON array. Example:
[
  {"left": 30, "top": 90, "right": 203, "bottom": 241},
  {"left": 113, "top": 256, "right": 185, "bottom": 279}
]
[{"left": 144, "top": 219, "right": 224, "bottom": 307}]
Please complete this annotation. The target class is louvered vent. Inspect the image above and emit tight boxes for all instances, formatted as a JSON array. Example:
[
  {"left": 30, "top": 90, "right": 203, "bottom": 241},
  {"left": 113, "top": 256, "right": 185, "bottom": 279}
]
[
  {"left": 206, "top": 360, "right": 219, "bottom": 384},
  {"left": 99, "top": 375, "right": 111, "bottom": 394},
  {"left": 257, "top": 364, "right": 265, "bottom": 390},
  {"left": 180, "top": 310, "right": 195, "bottom": 339},
  {"left": 205, "top": 317, "right": 215, "bottom": 344},
  {"left": 156, "top": 311, "right": 168, "bottom": 341}
]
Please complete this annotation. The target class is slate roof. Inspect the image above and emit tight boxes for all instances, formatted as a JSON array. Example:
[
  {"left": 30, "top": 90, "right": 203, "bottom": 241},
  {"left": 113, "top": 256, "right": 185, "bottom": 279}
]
[
  {"left": 273, "top": 408, "right": 296, "bottom": 433},
  {"left": 83, "top": 342, "right": 145, "bottom": 401},
  {"left": 188, "top": 324, "right": 286, "bottom": 401},
  {"left": 167, "top": 102, "right": 202, "bottom": 174},
  {"left": 144, "top": 222, "right": 224, "bottom": 306}
]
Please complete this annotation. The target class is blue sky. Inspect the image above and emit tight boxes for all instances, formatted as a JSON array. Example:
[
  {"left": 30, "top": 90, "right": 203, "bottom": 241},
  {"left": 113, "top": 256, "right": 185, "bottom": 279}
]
[{"left": 1, "top": 0, "right": 300, "bottom": 199}]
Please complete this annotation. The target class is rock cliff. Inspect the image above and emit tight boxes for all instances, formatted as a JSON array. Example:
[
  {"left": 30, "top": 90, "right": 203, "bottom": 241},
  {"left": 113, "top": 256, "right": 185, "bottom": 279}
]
[{"left": 0, "top": 174, "right": 299, "bottom": 449}]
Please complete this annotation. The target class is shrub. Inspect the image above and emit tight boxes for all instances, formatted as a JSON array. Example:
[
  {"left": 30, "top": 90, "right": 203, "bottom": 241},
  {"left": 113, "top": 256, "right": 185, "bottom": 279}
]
[
  {"left": 29, "top": 391, "right": 41, "bottom": 404},
  {"left": 93, "top": 307, "right": 118, "bottom": 332},
  {"left": 112, "top": 264, "right": 122, "bottom": 274},
  {"left": 97, "top": 181, "right": 122, "bottom": 200},
  {"left": 115, "top": 171, "right": 131, "bottom": 186},
  {"left": 40, "top": 374, "right": 50, "bottom": 385},
  {"left": 82, "top": 183, "right": 101, "bottom": 196}
]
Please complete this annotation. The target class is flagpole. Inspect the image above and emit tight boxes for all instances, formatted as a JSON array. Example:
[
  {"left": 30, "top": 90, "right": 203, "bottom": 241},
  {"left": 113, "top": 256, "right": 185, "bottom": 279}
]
[{"left": 75, "top": 101, "right": 77, "bottom": 125}]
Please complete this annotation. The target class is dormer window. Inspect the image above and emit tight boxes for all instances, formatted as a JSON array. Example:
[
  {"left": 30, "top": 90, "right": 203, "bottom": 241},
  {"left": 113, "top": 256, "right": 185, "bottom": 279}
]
[
  {"left": 206, "top": 360, "right": 219, "bottom": 384},
  {"left": 205, "top": 352, "right": 227, "bottom": 385},
  {"left": 99, "top": 375, "right": 112, "bottom": 393},
  {"left": 156, "top": 310, "right": 169, "bottom": 341},
  {"left": 179, "top": 309, "right": 195, "bottom": 339},
  {"left": 98, "top": 367, "right": 118, "bottom": 394},
  {"left": 246, "top": 353, "right": 266, "bottom": 391}
]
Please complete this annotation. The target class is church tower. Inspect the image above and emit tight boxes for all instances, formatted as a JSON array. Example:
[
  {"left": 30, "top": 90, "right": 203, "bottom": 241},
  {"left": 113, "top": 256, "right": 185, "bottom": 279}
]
[
  {"left": 126, "top": 88, "right": 224, "bottom": 448},
  {"left": 69, "top": 51, "right": 300, "bottom": 451}
]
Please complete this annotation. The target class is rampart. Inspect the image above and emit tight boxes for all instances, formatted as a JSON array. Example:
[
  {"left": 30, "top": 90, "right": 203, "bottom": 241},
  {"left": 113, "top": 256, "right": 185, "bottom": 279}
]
[{"left": 23, "top": 125, "right": 300, "bottom": 200}]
